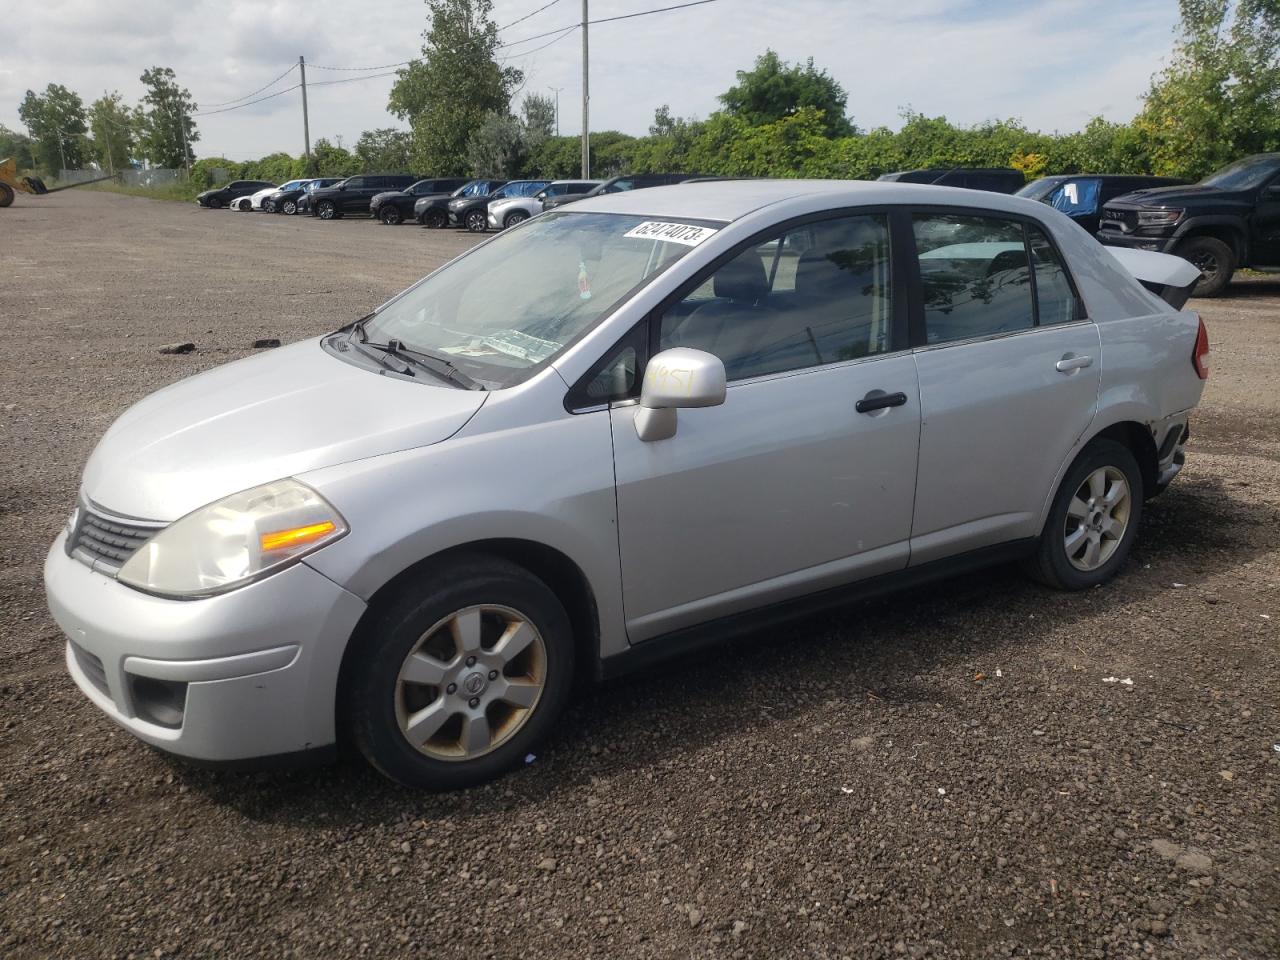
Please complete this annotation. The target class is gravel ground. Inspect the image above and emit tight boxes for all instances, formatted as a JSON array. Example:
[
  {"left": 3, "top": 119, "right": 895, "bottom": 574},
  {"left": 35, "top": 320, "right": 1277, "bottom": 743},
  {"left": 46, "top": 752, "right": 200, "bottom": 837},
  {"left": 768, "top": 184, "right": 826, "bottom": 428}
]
[{"left": 1, "top": 190, "right": 1277, "bottom": 960}]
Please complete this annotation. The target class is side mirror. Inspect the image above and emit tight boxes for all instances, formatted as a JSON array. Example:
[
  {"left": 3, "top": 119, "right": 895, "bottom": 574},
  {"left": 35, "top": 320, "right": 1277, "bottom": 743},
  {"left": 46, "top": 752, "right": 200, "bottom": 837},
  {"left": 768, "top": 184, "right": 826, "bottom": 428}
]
[{"left": 634, "top": 348, "right": 727, "bottom": 442}]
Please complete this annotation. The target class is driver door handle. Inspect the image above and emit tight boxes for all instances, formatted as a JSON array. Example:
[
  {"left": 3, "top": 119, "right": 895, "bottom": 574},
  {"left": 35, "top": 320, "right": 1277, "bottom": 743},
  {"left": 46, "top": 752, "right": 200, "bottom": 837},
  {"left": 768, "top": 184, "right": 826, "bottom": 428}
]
[
  {"left": 856, "top": 391, "right": 909, "bottom": 414},
  {"left": 1055, "top": 354, "right": 1094, "bottom": 373}
]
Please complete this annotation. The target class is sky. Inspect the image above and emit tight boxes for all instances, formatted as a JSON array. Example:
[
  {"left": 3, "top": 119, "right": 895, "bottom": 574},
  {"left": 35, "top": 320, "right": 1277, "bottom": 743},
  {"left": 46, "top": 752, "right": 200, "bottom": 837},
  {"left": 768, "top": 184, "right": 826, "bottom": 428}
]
[{"left": 0, "top": 0, "right": 1181, "bottom": 163}]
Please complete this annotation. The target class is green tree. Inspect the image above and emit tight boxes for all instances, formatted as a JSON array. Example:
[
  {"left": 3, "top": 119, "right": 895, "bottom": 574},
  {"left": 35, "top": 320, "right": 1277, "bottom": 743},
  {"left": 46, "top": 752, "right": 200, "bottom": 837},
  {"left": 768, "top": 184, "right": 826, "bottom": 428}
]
[
  {"left": 88, "top": 92, "right": 133, "bottom": 173},
  {"left": 355, "top": 128, "right": 414, "bottom": 172},
  {"left": 521, "top": 93, "right": 556, "bottom": 144},
  {"left": 18, "top": 84, "right": 89, "bottom": 173},
  {"left": 0, "top": 124, "right": 38, "bottom": 169},
  {"left": 136, "top": 67, "right": 199, "bottom": 168},
  {"left": 719, "top": 50, "right": 855, "bottom": 138},
  {"left": 465, "top": 111, "right": 526, "bottom": 176},
  {"left": 389, "top": 0, "right": 523, "bottom": 175},
  {"left": 311, "top": 138, "right": 360, "bottom": 177},
  {"left": 1136, "top": 0, "right": 1280, "bottom": 178}
]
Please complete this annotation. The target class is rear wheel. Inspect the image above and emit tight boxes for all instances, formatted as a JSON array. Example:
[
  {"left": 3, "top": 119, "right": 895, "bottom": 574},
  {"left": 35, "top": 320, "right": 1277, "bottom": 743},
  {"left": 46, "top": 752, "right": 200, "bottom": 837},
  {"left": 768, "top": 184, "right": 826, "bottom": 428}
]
[
  {"left": 0, "top": 182, "right": 13, "bottom": 207},
  {"left": 1028, "top": 438, "right": 1143, "bottom": 591},
  {"left": 465, "top": 209, "right": 488, "bottom": 232},
  {"left": 503, "top": 211, "right": 529, "bottom": 229},
  {"left": 347, "top": 556, "right": 574, "bottom": 789},
  {"left": 1178, "top": 236, "right": 1235, "bottom": 297},
  {"left": 317, "top": 199, "right": 339, "bottom": 220},
  {"left": 380, "top": 205, "right": 403, "bottom": 225}
]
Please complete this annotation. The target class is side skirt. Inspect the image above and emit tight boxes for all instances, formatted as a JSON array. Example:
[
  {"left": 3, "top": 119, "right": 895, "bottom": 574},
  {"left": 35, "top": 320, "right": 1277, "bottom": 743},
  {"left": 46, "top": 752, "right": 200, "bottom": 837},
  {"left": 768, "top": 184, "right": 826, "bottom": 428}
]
[{"left": 597, "top": 538, "right": 1038, "bottom": 681}]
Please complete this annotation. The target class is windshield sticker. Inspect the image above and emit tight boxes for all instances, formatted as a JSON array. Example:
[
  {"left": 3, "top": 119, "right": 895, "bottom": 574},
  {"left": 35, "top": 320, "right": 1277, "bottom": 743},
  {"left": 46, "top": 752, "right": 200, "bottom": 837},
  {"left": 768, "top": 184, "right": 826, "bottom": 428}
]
[
  {"left": 577, "top": 260, "right": 592, "bottom": 301},
  {"left": 623, "top": 221, "right": 718, "bottom": 246}
]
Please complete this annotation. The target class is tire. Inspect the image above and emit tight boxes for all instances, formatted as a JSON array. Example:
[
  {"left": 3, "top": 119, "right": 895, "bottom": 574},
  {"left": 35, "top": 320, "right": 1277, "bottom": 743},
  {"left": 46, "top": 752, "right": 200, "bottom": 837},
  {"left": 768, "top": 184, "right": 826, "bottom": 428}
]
[
  {"left": 317, "top": 200, "right": 339, "bottom": 221},
  {"left": 0, "top": 182, "right": 13, "bottom": 208},
  {"left": 466, "top": 209, "right": 488, "bottom": 233},
  {"left": 263, "top": 200, "right": 275, "bottom": 213},
  {"left": 380, "top": 205, "right": 403, "bottom": 225},
  {"left": 347, "top": 555, "right": 575, "bottom": 789},
  {"left": 422, "top": 208, "right": 448, "bottom": 229},
  {"left": 1177, "top": 235, "right": 1235, "bottom": 297},
  {"left": 1027, "top": 438, "right": 1144, "bottom": 591},
  {"left": 207, "top": 197, "right": 223, "bottom": 209},
  {"left": 503, "top": 211, "right": 529, "bottom": 229},
  {"left": 282, "top": 199, "right": 297, "bottom": 215}
]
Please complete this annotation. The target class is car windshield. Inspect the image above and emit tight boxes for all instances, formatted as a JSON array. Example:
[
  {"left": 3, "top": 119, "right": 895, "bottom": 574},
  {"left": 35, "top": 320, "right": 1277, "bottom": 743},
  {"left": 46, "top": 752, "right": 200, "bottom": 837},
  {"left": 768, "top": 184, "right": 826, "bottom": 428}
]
[
  {"left": 1200, "top": 155, "right": 1280, "bottom": 191},
  {"left": 359, "top": 212, "right": 719, "bottom": 388},
  {"left": 1015, "top": 179, "right": 1062, "bottom": 202},
  {"left": 279, "top": 180, "right": 303, "bottom": 191}
]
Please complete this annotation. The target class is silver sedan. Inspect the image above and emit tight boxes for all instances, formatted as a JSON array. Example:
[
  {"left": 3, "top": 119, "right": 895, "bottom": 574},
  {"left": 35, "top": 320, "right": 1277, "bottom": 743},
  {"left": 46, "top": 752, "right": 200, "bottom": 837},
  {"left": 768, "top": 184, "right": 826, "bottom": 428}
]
[{"left": 45, "top": 180, "right": 1208, "bottom": 788}]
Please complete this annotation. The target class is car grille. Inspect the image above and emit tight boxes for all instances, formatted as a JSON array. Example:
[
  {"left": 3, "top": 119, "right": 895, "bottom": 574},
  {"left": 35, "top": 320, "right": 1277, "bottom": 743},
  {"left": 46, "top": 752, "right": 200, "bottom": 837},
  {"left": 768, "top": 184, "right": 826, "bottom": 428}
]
[
  {"left": 69, "top": 504, "right": 164, "bottom": 574},
  {"left": 70, "top": 641, "right": 110, "bottom": 697},
  {"left": 1100, "top": 208, "right": 1137, "bottom": 233}
]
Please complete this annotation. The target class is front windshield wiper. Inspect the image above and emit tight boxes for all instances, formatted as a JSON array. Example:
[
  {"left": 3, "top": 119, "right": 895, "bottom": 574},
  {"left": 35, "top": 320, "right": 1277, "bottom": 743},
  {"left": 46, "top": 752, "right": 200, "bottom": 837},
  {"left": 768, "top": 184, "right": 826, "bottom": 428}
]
[{"left": 348, "top": 320, "right": 482, "bottom": 390}]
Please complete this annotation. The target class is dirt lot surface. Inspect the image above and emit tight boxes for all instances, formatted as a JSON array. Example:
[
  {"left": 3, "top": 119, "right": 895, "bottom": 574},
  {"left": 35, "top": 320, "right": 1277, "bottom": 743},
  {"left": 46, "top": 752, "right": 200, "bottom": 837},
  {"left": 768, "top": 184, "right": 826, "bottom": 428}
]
[{"left": 1, "top": 190, "right": 1277, "bottom": 960}]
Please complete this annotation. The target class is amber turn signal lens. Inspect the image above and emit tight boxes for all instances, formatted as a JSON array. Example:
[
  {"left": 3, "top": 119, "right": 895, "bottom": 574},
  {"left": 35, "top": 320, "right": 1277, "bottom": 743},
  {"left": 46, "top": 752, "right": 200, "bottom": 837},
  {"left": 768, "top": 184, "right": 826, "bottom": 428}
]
[{"left": 260, "top": 521, "right": 337, "bottom": 553}]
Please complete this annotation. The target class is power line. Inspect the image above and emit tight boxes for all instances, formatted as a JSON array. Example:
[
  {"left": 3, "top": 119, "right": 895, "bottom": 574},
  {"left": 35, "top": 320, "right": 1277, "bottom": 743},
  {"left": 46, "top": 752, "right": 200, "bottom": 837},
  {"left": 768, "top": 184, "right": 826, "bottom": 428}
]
[
  {"left": 591, "top": 0, "right": 720, "bottom": 26},
  {"left": 307, "top": 59, "right": 417, "bottom": 72},
  {"left": 498, "top": 24, "right": 579, "bottom": 61},
  {"left": 202, "top": 63, "right": 298, "bottom": 108},
  {"left": 500, "top": 0, "right": 563, "bottom": 31},
  {"left": 308, "top": 71, "right": 401, "bottom": 86},
  {"left": 192, "top": 84, "right": 301, "bottom": 117}
]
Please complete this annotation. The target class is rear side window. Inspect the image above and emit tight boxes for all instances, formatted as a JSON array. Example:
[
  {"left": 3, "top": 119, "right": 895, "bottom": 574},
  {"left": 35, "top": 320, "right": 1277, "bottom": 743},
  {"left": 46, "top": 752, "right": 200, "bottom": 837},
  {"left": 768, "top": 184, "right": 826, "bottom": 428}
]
[
  {"left": 913, "top": 214, "right": 1033, "bottom": 344},
  {"left": 1050, "top": 179, "right": 1100, "bottom": 216},
  {"left": 912, "top": 214, "right": 1081, "bottom": 344}
]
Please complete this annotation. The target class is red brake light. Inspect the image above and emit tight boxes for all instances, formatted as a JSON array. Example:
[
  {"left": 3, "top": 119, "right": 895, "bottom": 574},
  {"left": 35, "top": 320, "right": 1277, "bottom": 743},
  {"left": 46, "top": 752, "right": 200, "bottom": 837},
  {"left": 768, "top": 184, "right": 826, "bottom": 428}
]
[{"left": 1192, "top": 316, "right": 1209, "bottom": 380}]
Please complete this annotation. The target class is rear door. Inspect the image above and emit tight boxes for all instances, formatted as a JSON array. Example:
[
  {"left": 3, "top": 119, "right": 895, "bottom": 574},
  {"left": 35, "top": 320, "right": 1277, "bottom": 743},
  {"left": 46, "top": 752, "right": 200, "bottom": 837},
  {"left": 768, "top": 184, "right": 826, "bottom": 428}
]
[
  {"left": 908, "top": 210, "right": 1100, "bottom": 563},
  {"left": 608, "top": 210, "right": 922, "bottom": 641}
]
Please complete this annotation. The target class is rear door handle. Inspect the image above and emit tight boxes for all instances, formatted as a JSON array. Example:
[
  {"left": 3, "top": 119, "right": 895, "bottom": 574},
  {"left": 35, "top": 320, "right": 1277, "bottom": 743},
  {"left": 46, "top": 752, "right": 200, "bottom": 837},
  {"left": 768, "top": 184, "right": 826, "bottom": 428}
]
[
  {"left": 856, "top": 391, "right": 909, "bottom": 414},
  {"left": 1055, "top": 354, "right": 1094, "bottom": 373}
]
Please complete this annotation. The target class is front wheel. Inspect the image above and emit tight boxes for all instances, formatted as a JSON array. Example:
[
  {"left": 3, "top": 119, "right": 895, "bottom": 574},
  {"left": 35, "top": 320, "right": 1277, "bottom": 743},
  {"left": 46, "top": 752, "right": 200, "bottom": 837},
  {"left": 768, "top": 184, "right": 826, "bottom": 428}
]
[
  {"left": 1178, "top": 236, "right": 1235, "bottom": 297},
  {"left": 282, "top": 199, "right": 297, "bottom": 215},
  {"left": 317, "top": 200, "right": 339, "bottom": 221},
  {"left": 421, "top": 208, "right": 448, "bottom": 229},
  {"left": 465, "top": 210, "right": 488, "bottom": 233},
  {"left": 380, "top": 205, "right": 403, "bottom": 225},
  {"left": 1028, "top": 438, "right": 1143, "bottom": 591},
  {"left": 207, "top": 197, "right": 223, "bottom": 209},
  {"left": 504, "top": 211, "right": 529, "bottom": 229},
  {"left": 348, "top": 556, "right": 574, "bottom": 789}
]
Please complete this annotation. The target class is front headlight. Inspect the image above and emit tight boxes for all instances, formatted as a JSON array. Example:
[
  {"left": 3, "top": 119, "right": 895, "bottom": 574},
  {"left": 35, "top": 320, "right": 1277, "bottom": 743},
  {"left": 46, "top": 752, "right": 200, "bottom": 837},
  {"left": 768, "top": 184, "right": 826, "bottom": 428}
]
[
  {"left": 117, "top": 479, "right": 347, "bottom": 599},
  {"left": 1137, "top": 208, "right": 1183, "bottom": 227}
]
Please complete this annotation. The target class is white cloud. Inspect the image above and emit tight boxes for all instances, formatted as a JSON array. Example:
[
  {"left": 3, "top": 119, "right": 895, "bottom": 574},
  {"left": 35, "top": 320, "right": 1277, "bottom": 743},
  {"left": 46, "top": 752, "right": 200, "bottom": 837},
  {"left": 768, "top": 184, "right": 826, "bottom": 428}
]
[{"left": 0, "top": 0, "right": 1178, "bottom": 164}]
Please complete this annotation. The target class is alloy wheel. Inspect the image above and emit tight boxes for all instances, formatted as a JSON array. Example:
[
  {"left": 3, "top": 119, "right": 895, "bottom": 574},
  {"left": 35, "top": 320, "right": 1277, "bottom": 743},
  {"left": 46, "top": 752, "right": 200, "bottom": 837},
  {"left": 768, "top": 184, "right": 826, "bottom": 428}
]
[
  {"left": 394, "top": 604, "right": 547, "bottom": 761},
  {"left": 283, "top": 200, "right": 296, "bottom": 215},
  {"left": 1064, "top": 466, "right": 1130, "bottom": 571},
  {"left": 318, "top": 201, "right": 336, "bottom": 220},
  {"left": 466, "top": 211, "right": 487, "bottom": 232}
]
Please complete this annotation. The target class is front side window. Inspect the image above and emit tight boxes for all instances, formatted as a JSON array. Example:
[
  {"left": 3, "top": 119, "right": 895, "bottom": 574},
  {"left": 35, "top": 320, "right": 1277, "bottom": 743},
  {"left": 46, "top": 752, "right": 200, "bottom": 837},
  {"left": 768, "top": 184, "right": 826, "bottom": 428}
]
[
  {"left": 360, "top": 212, "right": 715, "bottom": 388},
  {"left": 1049, "top": 179, "right": 1101, "bottom": 216},
  {"left": 658, "top": 214, "right": 894, "bottom": 380},
  {"left": 345, "top": 177, "right": 365, "bottom": 189},
  {"left": 913, "top": 214, "right": 1080, "bottom": 344}
]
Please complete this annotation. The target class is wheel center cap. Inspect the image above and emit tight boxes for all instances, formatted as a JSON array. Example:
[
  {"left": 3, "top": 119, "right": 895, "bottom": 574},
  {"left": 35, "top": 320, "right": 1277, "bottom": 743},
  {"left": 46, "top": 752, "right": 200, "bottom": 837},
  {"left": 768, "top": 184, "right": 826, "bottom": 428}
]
[{"left": 462, "top": 671, "right": 488, "bottom": 697}]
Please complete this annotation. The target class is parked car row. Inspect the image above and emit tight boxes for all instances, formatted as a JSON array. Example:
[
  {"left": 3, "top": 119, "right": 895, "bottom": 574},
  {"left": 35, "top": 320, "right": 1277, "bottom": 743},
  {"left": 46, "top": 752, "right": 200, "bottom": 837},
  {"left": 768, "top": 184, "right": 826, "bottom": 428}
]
[{"left": 197, "top": 155, "right": 1280, "bottom": 296}]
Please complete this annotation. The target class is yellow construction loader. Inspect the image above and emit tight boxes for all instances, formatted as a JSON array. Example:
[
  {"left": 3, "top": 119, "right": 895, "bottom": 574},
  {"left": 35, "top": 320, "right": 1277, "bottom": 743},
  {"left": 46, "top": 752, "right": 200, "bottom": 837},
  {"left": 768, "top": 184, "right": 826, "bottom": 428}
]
[{"left": 1, "top": 156, "right": 119, "bottom": 207}]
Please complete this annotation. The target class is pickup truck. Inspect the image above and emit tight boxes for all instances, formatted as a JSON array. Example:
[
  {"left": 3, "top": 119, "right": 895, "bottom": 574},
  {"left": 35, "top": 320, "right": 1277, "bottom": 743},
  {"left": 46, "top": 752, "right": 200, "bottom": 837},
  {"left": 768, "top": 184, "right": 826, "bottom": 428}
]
[{"left": 1097, "top": 153, "right": 1280, "bottom": 296}]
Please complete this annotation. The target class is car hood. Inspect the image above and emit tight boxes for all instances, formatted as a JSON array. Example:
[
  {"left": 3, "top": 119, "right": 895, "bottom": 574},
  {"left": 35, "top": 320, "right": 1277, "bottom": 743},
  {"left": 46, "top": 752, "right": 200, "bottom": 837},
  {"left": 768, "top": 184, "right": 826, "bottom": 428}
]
[
  {"left": 81, "top": 338, "right": 487, "bottom": 522},
  {"left": 1109, "top": 182, "right": 1243, "bottom": 207}
]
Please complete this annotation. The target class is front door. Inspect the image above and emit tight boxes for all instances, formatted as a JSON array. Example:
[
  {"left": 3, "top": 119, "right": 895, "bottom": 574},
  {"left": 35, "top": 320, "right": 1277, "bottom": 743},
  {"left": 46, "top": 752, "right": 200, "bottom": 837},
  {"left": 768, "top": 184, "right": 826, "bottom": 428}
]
[
  {"left": 1250, "top": 177, "right": 1280, "bottom": 266},
  {"left": 907, "top": 211, "right": 1101, "bottom": 563},
  {"left": 610, "top": 212, "right": 922, "bottom": 642}
]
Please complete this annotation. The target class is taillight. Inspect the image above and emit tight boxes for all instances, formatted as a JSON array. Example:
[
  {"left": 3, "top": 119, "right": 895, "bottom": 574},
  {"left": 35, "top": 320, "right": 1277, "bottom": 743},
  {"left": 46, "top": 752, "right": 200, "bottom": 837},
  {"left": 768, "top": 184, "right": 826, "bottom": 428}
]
[{"left": 1192, "top": 316, "right": 1209, "bottom": 380}]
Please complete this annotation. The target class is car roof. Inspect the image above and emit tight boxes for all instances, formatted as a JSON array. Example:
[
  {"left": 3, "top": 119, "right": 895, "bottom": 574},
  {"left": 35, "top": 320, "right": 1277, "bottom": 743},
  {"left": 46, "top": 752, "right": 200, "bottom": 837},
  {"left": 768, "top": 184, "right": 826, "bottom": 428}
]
[{"left": 567, "top": 178, "right": 1054, "bottom": 223}]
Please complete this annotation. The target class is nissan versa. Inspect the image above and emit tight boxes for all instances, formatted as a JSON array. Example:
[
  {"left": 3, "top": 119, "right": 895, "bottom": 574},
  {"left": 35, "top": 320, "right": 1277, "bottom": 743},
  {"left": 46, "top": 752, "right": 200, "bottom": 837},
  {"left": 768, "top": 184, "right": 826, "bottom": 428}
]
[{"left": 45, "top": 181, "right": 1209, "bottom": 789}]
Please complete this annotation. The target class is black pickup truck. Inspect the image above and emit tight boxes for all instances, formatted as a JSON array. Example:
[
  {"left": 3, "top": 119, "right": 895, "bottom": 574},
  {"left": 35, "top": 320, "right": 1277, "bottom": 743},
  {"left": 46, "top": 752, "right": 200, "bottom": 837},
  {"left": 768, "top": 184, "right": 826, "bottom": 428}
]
[{"left": 1097, "top": 153, "right": 1280, "bottom": 296}]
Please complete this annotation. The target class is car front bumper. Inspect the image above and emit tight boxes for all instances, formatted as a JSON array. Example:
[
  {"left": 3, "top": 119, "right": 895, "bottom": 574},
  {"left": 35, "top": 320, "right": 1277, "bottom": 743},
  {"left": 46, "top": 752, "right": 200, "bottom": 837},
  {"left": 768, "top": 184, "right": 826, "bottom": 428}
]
[
  {"left": 44, "top": 533, "right": 366, "bottom": 762},
  {"left": 1096, "top": 230, "right": 1178, "bottom": 254}
]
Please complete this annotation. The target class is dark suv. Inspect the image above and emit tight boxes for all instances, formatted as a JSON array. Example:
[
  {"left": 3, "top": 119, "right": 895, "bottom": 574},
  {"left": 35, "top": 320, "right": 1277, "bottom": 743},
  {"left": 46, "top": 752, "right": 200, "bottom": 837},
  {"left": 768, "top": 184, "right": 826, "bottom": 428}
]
[
  {"left": 876, "top": 167, "right": 1026, "bottom": 193},
  {"left": 195, "top": 180, "right": 276, "bottom": 209},
  {"left": 541, "top": 173, "right": 710, "bottom": 211},
  {"left": 1097, "top": 154, "right": 1280, "bottom": 296},
  {"left": 370, "top": 178, "right": 471, "bottom": 225},
  {"left": 309, "top": 174, "right": 419, "bottom": 220},
  {"left": 415, "top": 179, "right": 505, "bottom": 228},
  {"left": 1017, "top": 174, "right": 1186, "bottom": 235}
]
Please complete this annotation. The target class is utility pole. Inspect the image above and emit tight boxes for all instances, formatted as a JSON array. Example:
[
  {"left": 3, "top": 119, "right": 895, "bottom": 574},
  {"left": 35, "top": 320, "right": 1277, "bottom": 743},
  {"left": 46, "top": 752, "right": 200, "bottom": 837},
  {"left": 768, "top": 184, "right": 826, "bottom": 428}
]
[
  {"left": 580, "top": 0, "right": 589, "bottom": 178},
  {"left": 57, "top": 131, "right": 66, "bottom": 177},
  {"left": 102, "top": 94, "right": 115, "bottom": 176},
  {"left": 299, "top": 55, "right": 312, "bottom": 170},
  {"left": 550, "top": 87, "right": 563, "bottom": 137},
  {"left": 178, "top": 103, "right": 190, "bottom": 175}
]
